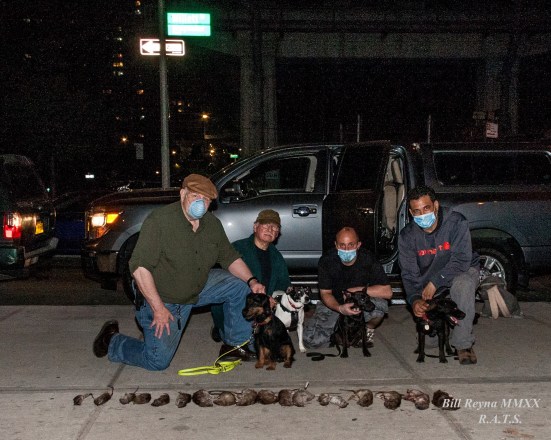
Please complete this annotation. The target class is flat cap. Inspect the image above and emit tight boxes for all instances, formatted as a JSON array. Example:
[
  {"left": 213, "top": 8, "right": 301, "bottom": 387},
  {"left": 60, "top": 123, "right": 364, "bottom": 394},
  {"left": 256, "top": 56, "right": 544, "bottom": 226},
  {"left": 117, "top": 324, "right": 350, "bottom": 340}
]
[
  {"left": 255, "top": 209, "right": 281, "bottom": 227},
  {"left": 182, "top": 174, "right": 218, "bottom": 199}
]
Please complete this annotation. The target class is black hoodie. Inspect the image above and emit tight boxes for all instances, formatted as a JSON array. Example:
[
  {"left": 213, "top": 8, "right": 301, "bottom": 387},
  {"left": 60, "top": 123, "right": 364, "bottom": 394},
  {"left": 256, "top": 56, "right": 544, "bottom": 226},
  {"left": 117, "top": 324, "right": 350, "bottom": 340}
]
[{"left": 398, "top": 207, "right": 479, "bottom": 306}]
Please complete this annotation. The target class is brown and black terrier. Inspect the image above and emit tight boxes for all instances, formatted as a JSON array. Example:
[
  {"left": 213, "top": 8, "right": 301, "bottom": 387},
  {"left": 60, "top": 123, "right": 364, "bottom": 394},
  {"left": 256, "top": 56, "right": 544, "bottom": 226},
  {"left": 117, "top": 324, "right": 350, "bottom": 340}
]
[{"left": 242, "top": 293, "right": 295, "bottom": 370}]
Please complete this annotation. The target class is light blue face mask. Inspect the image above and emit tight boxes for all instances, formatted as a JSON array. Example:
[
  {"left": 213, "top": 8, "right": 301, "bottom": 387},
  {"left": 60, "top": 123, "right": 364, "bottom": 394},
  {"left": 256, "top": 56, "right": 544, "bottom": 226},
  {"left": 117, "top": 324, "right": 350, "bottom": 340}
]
[
  {"left": 413, "top": 211, "right": 437, "bottom": 229},
  {"left": 188, "top": 198, "right": 207, "bottom": 219},
  {"left": 338, "top": 249, "right": 357, "bottom": 263}
]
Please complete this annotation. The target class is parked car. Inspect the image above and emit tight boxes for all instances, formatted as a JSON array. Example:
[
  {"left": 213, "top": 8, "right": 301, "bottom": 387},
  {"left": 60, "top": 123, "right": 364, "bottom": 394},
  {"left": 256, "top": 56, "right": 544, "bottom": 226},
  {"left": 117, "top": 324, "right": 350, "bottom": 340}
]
[
  {"left": 53, "top": 189, "right": 111, "bottom": 255},
  {"left": 0, "top": 154, "right": 57, "bottom": 280},
  {"left": 81, "top": 141, "right": 551, "bottom": 299}
]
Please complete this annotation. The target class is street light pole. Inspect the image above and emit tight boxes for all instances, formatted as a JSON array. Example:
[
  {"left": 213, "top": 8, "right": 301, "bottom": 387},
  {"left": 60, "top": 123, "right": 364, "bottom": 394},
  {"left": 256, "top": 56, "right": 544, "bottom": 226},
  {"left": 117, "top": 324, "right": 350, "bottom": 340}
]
[{"left": 159, "top": 0, "right": 170, "bottom": 188}]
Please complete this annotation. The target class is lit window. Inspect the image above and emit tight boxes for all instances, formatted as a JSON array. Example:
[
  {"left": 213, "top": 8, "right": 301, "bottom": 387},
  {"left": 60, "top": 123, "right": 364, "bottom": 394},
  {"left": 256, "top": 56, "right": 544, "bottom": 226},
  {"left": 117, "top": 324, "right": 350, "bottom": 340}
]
[{"left": 136, "top": 89, "right": 144, "bottom": 95}]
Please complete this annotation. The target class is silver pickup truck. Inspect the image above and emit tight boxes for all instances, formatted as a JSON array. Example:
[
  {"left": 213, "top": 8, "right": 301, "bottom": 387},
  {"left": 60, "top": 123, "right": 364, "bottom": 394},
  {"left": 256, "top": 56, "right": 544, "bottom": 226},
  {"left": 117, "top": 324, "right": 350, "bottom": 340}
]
[{"left": 81, "top": 141, "right": 551, "bottom": 300}]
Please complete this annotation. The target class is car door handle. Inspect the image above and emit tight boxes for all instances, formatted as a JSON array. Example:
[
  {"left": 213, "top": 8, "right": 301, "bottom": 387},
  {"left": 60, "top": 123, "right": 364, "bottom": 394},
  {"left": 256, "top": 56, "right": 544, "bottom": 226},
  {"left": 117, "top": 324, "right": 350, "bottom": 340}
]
[
  {"left": 356, "top": 207, "right": 374, "bottom": 216},
  {"left": 293, "top": 206, "right": 317, "bottom": 217}
]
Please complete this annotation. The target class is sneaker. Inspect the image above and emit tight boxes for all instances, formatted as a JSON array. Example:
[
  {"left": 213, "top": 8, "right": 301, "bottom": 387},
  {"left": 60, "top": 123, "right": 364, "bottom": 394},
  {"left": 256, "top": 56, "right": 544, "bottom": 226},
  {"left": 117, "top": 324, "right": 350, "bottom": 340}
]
[
  {"left": 457, "top": 347, "right": 477, "bottom": 365},
  {"left": 219, "top": 344, "right": 256, "bottom": 362},
  {"left": 366, "top": 327, "right": 375, "bottom": 348}
]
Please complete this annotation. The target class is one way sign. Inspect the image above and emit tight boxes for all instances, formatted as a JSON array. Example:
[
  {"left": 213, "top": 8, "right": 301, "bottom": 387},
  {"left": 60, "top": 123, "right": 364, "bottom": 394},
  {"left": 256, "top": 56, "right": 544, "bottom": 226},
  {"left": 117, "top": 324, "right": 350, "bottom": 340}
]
[{"left": 139, "top": 39, "right": 185, "bottom": 56}]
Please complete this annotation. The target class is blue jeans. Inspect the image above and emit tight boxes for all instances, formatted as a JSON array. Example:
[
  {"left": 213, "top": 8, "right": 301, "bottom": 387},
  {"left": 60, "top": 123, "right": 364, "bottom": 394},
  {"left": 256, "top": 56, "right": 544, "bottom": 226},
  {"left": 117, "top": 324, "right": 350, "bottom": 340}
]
[
  {"left": 448, "top": 267, "right": 479, "bottom": 350},
  {"left": 108, "top": 269, "right": 252, "bottom": 371},
  {"left": 303, "top": 297, "right": 389, "bottom": 349}
]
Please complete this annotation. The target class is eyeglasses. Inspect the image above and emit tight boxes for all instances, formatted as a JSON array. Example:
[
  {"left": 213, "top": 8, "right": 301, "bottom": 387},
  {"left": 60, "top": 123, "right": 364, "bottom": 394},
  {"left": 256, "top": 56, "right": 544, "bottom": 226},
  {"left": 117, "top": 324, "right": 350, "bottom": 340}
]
[{"left": 259, "top": 224, "right": 280, "bottom": 232}]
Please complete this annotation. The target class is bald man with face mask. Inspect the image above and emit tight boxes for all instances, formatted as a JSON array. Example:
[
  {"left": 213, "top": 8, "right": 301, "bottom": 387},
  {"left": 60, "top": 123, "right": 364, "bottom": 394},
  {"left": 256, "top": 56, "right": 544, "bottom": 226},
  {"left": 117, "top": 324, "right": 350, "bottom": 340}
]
[{"left": 303, "top": 227, "right": 392, "bottom": 350}]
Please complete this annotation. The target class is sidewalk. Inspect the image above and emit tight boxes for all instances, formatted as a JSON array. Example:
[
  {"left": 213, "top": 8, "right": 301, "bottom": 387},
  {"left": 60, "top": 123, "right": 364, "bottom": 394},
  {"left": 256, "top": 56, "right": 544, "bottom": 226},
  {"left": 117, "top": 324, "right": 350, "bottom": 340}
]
[{"left": 0, "top": 302, "right": 549, "bottom": 440}]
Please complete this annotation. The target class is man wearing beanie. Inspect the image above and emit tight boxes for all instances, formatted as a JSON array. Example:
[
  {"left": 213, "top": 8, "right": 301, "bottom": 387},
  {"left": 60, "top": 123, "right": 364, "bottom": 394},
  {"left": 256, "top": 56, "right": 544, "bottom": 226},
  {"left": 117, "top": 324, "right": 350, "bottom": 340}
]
[
  {"left": 93, "top": 174, "right": 265, "bottom": 370},
  {"left": 210, "top": 209, "right": 291, "bottom": 348}
]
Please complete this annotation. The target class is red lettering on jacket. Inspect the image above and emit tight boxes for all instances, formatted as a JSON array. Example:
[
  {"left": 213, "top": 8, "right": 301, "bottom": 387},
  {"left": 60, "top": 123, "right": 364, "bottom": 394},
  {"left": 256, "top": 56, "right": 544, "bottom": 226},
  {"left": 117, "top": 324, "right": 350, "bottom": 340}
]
[{"left": 417, "top": 242, "right": 451, "bottom": 257}]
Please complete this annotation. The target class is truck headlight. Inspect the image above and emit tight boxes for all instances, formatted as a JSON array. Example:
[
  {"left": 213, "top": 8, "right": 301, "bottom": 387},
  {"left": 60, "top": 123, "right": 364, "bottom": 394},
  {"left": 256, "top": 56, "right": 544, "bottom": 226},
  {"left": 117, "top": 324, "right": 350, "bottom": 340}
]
[{"left": 87, "top": 211, "right": 121, "bottom": 239}]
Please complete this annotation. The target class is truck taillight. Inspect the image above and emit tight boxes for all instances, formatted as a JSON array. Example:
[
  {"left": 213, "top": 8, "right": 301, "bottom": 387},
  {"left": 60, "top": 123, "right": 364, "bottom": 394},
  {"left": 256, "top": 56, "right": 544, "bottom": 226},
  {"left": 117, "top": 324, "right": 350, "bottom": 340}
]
[{"left": 3, "top": 212, "right": 22, "bottom": 239}]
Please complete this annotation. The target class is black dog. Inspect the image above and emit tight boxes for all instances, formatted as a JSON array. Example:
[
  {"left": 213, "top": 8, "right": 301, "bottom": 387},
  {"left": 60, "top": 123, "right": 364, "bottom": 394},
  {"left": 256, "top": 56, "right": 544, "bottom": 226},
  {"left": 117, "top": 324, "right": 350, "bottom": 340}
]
[
  {"left": 414, "top": 289, "right": 466, "bottom": 363},
  {"left": 242, "top": 293, "right": 295, "bottom": 370},
  {"left": 331, "top": 289, "right": 375, "bottom": 358}
]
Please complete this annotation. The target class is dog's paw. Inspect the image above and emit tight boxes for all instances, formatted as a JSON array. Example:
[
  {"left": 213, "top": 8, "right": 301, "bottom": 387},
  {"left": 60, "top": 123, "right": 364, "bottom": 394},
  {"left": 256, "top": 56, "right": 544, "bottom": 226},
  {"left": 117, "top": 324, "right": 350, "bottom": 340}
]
[{"left": 299, "top": 347, "right": 307, "bottom": 353}]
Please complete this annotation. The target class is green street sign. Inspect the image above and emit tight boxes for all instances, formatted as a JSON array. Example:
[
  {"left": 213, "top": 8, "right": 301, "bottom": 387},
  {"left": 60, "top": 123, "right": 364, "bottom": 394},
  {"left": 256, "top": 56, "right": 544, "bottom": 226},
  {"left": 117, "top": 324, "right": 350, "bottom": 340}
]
[{"left": 167, "top": 12, "right": 211, "bottom": 37}]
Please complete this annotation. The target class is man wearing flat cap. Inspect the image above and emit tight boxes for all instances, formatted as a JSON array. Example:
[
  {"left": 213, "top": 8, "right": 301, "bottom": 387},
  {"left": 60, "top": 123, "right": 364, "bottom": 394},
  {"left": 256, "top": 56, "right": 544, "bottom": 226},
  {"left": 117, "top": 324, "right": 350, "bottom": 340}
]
[
  {"left": 211, "top": 209, "right": 291, "bottom": 347},
  {"left": 93, "top": 174, "right": 265, "bottom": 370}
]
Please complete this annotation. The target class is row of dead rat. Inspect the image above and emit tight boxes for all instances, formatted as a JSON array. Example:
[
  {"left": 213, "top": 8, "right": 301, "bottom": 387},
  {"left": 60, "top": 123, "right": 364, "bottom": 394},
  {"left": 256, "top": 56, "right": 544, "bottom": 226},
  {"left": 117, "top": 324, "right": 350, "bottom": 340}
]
[{"left": 74, "top": 385, "right": 458, "bottom": 410}]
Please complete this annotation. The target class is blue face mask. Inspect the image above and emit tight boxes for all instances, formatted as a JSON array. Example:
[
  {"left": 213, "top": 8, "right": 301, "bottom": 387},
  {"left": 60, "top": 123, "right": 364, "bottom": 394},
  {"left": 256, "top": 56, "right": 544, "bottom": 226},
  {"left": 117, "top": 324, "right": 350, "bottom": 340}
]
[
  {"left": 338, "top": 249, "right": 357, "bottom": 263},
  {"left": 413, "top": 211, "right": 437, "bottom": 229},
  {"left": 188, "top": 198, "right": 207, "bottom": 219}
]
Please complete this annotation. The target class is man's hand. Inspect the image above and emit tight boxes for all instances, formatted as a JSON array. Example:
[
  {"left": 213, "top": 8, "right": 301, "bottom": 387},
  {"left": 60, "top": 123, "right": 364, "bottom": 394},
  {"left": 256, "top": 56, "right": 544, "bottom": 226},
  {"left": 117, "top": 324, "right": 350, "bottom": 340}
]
[
  {"left": 421, "top": 282, "right": 437, "bottom": 301},
  {"left": 338, "top": 303, "right": 362, "bottom": 316},
  {"left": 412, "top": 299, "right": 430, "bottom": 318},
  {"left": 249, "top": 279, "right": 266, "bottom": 294},
  {"left": 150, "top": 304, "right": 175, "bottom": 338}
]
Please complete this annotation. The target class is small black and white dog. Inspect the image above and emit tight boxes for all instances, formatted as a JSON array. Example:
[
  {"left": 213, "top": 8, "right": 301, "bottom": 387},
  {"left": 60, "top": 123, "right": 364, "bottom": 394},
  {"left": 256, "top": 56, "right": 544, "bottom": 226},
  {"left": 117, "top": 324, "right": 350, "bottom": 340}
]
[
  {"left": 414, "top": 288, "right": 466, "bottom": 363},
  {"left": 273, "top": 286, "right": 311, "bottom": 353},
  {"left": 331, "top": 289, "right": 375, "bottom": 358}
]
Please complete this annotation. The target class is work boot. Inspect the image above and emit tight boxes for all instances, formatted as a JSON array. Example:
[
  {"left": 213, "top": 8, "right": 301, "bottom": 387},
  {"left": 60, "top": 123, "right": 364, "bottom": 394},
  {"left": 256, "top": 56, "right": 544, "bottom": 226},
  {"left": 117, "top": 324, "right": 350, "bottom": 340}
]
[
  {"left": 93, "top": 320, "right": 119, "bottom": 358},
  {"left": 457, "top": 347, "right": 477, "bottom": 365}
]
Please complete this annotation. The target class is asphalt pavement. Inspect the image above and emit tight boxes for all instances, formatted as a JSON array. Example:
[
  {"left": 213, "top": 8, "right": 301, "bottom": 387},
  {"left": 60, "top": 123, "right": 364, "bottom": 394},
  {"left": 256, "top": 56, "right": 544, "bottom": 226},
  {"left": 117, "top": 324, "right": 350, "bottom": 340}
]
[{"left": 1, "top": 296, "right": 550, "bottom": 440}]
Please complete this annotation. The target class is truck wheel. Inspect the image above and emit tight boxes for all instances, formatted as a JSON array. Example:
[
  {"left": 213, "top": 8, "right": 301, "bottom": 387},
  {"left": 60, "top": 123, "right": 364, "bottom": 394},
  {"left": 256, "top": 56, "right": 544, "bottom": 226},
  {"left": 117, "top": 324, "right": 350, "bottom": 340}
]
[{"left": 476, "top": 247, "right": 517, "bottom": 294}]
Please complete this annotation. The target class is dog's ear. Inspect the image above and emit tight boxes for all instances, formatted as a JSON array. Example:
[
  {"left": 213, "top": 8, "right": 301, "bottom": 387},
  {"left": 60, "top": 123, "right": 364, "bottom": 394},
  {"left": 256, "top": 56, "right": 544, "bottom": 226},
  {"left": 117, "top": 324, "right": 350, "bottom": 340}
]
[
  {"left": 342, "top": 290, "right": 351, "bottom": 300},
  {"left": 286, "top": 286, "right": 294, "bottom": 294}
]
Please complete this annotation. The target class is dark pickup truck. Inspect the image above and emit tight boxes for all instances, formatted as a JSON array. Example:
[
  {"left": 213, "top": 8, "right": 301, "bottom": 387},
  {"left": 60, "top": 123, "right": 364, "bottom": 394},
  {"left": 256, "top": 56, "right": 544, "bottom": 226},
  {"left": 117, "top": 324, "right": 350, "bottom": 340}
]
[{"left": 81, "top": 141, "right": 551, "bottom": 300}]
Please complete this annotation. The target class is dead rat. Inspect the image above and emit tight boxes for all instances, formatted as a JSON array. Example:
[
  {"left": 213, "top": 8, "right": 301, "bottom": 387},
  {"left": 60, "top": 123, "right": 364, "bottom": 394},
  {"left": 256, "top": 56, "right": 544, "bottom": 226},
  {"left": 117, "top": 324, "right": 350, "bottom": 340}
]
[
  {"left": 292, "top": 389, "right": 316, "bottom": 407},
  {"left": 403, "top": 389, "right": 430, "bottom": 410},
  {"left": 133, "top": 393, "right": 151, "bottom": 404},
  {"left": 235, "top": 389, "right": 257, "bottom": 406},
  {"left": 119, "top": 387, "right": 139, "bottom": 405},
  {"left": 256, "top": 390, "right": 279, "bottom": 404},
  {"left": 278, "top": 389, "right": 295, "bottom": 406},
  {"left": 320, "top": 394, "right": 349, "bottom": 408},
  {"left": 175, "top": 392, "right": 192, "bottom": 408},
  {"left": 432, "top": 390, "right": 460, "bottom": 410},
  {"left": 94, "top": 386, "right": 114, "bottom": 406},
  {"left": 73, "top": 393, "right": 93, "bottom": 406},
  {"left": 376, "top": 391, "right": 402, "bottom": 410},
  {"left": 151, "top": 393, "right": 170, "bottom": 407},
  {"left": 344, "top": 389, "right": 373, "bottom": 407},
  {"left": 213, "top": 391, "right": 237, "bottom": 406},
  {"left": 192, "top": 389, "right": 214, "bottom": 407}
]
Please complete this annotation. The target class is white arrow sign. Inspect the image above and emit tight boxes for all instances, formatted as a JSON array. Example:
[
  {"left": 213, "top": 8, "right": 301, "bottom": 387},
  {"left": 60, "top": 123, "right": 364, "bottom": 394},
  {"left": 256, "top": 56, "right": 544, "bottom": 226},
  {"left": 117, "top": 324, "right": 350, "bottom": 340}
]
[{"left": 140, "top": 39, "right": 185, "bottom": 56}]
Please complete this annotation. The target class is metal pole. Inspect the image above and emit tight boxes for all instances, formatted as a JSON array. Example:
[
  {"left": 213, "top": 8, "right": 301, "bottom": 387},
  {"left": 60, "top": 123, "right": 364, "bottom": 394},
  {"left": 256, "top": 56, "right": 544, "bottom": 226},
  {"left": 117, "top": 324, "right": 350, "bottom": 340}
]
[
  {"left": 427, "top": 114, "right": 432, "bottom": 143},
  {"left": 356, "top": 114, "right": 361, "bottom": 142},
  {"left": 159, "top": 0, "right": 170, "bottom": 188}
]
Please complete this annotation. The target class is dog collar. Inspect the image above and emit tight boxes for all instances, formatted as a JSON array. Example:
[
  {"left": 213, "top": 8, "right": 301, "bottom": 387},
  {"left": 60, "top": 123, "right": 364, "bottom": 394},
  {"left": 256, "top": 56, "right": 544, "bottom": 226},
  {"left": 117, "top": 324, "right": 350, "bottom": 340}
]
[{"left": 253, "top": 316, "right": 272, "bottom": 329}]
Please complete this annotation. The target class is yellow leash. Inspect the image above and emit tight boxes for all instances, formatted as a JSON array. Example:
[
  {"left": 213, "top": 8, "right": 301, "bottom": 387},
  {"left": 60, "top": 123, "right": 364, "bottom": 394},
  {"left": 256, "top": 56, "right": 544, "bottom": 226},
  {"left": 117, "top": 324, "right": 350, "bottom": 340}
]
[{"left": 177, "top": 339, "right": 251, "bottom": 376}]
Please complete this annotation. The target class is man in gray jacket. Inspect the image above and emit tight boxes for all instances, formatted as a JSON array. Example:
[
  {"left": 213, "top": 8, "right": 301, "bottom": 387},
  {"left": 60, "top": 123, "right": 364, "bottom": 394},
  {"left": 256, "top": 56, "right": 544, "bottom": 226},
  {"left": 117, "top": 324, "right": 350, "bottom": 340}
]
[{"left": 398, "top": 185, "right": 479, "bottom": 365}]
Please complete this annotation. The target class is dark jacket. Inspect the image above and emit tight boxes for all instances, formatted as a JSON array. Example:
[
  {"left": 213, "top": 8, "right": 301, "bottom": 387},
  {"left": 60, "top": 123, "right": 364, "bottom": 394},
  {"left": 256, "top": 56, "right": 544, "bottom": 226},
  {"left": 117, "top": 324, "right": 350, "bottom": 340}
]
[
  {"left": 232, "top": 234, "right": 291, "bottom": 295},
  {"left": 398, "top": 207, "right": 479, "bottom": 306}
]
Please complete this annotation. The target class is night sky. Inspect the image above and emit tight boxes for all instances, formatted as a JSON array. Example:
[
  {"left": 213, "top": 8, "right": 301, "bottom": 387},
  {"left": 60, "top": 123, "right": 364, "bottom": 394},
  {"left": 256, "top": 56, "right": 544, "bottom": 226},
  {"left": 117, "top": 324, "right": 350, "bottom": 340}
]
[{"left": 1, "top": 1, "right": 550, "bottom": 191}]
